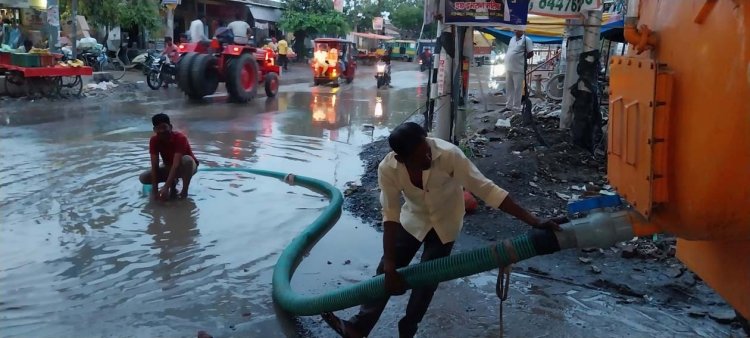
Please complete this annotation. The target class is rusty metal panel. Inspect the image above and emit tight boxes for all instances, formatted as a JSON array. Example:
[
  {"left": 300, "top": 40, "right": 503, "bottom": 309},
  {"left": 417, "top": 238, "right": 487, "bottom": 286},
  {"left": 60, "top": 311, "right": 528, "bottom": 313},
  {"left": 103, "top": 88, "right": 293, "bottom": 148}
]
[{"left": 607, "top": 57, "right": 656, "bottom": 218}]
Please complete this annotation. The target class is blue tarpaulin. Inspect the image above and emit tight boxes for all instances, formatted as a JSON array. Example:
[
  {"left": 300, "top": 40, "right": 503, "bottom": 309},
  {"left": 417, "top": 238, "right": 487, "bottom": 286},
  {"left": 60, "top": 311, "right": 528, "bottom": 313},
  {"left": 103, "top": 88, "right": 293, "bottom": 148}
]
[{"left": 480, "top": 19, "right": 625, "bottom": 45}]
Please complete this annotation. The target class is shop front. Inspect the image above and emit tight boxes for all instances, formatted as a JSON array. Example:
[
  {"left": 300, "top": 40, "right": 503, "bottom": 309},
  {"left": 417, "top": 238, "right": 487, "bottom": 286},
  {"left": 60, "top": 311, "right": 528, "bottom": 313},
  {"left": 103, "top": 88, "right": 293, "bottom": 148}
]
[
  {"left": 247, "top": 2, "right": 281, "bottom": 46},
  {"left": 1, "top": 0, "right": 47, "bottom": 48}
]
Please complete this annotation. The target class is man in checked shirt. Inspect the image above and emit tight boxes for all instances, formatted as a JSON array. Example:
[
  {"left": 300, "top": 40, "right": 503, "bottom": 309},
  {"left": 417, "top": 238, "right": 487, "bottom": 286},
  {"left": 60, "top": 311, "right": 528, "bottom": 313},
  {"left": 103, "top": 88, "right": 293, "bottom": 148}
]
[{"left": 322, "top": 122, "right": 561, "bottom": 337}]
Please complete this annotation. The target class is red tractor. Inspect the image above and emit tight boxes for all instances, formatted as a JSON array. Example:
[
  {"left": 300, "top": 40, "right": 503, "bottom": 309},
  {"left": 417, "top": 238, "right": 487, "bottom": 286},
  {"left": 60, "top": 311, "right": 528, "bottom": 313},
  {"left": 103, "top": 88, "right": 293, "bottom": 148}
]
[{"left": 176, "top": 38, "right": 280, "bottom": 102}]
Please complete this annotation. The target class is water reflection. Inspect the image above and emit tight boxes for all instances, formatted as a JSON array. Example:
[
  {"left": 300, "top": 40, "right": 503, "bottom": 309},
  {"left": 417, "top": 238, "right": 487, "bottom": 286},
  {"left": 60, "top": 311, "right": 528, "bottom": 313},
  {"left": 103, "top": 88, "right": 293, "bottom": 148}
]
[{"left": 144, "top": 199, "right": 200, "bottom": 283}]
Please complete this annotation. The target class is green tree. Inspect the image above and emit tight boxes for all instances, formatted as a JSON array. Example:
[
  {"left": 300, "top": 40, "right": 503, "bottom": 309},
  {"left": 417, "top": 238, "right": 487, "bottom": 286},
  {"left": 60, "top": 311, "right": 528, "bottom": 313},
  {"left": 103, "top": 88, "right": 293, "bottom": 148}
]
[
  {"left": 279, "top": 0, "right": 350, "bottom": 58},
  {"left": 344, "top": 0, "right": 381, "bottom": 32},
  {"left": 60, "top": 0, "right": 160, "bottom": 31},
  {"left": 388, "top": 0, "right": 437, "bottom": 39}
]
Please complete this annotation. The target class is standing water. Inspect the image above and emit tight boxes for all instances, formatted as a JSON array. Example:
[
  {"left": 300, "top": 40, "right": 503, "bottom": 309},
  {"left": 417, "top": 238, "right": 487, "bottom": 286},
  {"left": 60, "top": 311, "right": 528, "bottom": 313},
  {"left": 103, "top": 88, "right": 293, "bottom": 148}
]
[{"left": 0, "top": 77, "right": 426, "bottom": 337}]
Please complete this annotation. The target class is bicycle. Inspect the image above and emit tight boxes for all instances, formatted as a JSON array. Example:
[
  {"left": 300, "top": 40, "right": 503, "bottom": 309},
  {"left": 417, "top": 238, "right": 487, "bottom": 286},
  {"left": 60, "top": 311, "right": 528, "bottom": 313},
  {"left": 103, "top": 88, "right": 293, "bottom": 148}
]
[{"left": 76, "top": 46, "right": 127, "bottom": 80}]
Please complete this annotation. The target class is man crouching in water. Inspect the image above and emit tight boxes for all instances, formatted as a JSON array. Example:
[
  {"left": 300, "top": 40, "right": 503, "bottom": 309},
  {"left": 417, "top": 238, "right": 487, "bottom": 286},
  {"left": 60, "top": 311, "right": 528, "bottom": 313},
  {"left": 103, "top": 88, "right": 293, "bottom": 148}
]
[{"left": 139, "top": 113, "right": 199, "bottom": 200}]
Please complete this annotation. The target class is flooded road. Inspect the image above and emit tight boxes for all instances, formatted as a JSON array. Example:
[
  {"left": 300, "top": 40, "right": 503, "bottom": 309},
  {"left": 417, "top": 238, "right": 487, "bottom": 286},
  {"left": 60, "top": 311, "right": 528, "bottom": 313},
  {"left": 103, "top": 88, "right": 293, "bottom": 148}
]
[
  {"left": 0, "top": 63, "right": 428, "bottom": 337},
  {"left": 1, "top": 63, "right": 739, "bottom": 338}
]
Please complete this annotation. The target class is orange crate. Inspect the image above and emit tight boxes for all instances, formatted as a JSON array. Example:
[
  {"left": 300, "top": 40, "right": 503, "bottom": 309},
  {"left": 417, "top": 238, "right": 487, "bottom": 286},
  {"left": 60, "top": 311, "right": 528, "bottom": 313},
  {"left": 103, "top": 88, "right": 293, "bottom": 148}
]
[
  {"left": 39, "top": 54, "right": 60, "bottom": 67},
  {"left": 0, "top": 51, "right": 10, "bottom": 65}
]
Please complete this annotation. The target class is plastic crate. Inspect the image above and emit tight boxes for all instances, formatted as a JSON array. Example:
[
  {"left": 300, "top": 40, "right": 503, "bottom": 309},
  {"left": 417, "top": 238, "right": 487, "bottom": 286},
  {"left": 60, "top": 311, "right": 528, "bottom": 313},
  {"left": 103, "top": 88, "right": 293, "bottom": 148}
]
[
  {"left": 39, "top": 54, "right": 59, "bottom": 67},
  {"left": 0, "top": 51, "right": 10, "bottom": 65},
  {"left": 11, "top": 53, "right": 41, "bottom": 67}
]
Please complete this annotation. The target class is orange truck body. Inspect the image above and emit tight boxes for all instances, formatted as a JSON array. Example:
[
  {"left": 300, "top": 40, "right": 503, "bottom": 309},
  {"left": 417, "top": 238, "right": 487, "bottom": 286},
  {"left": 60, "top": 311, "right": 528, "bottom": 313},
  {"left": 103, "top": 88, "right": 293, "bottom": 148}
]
[{"left": 608, "top": 0, "right": 749, "bottom": 317}]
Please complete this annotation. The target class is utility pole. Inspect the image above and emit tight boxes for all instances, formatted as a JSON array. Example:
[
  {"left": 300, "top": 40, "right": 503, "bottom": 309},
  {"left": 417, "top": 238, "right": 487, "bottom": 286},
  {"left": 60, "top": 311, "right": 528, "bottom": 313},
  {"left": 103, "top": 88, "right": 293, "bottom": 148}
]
[
  {"left": 559, "top": 18, "right": 583, "bottom": 129},
  {"left": 434, "top": 22, "right": 453, "bottom": 141},
  {"left": 71, "top": 0, "right": 77, "bottom": 59}
]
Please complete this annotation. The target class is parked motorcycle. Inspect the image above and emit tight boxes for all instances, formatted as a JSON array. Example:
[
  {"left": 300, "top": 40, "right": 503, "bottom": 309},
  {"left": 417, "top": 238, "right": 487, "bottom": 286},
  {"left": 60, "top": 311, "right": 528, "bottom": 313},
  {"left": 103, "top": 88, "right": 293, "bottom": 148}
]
[
  {"left": 375, "top": 61, "right": 390, "bottom": 89},
  {"left": 146, "top": 55, "right": 176, "bottom": 90},
  {"left": 132, "top": 49, "right": 160, "bottom": 75}
]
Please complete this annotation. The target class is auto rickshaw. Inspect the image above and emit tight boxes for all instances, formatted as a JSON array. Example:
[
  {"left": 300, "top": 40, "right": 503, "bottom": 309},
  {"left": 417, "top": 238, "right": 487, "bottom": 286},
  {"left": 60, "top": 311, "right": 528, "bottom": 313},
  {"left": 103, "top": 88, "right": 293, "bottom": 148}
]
[{"left": 311, "top": 38, "right": 357, "bottom": 86}]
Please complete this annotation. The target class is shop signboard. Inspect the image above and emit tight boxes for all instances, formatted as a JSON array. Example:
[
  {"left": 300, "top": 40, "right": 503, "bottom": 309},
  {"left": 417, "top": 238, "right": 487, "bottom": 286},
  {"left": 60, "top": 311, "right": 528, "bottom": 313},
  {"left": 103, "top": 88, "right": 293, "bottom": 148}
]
[
  {"left": 444, "top": 0, "right": 528, "bottom": 26},
  {"left": 528, "top": 0, "right": 601, "bottom": 18}
]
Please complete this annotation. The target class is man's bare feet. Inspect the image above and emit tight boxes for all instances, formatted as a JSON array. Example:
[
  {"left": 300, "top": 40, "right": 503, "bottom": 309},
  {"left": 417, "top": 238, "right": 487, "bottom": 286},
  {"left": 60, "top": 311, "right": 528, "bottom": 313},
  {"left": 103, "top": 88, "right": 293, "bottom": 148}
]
[{"left": 321, "top": 312, "right": 364, "bottom": 338}]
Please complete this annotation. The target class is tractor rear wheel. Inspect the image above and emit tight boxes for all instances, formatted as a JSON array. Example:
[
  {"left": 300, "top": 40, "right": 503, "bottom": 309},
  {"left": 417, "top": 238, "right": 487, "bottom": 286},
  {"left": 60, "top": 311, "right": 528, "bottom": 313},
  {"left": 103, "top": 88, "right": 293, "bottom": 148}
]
[
  {"left": 264, "top": 72, "right": 279, "bottom": 97},
  {"left": 177, "top": 52, "right": 198, "bottom": 98},
  {"left": 190, "top": 54, "right": 220, "bottom": 99},
  {"left": 226, "top": 53, "right": 259, "bottom": 103}
]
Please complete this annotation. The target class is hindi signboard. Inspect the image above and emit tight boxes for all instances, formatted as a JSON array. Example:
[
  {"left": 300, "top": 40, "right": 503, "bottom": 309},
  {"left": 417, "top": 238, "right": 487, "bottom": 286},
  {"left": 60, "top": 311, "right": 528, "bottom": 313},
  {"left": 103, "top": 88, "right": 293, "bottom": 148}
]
[{"left": 444, "top": 0, "right": 528, "bottom": 27}]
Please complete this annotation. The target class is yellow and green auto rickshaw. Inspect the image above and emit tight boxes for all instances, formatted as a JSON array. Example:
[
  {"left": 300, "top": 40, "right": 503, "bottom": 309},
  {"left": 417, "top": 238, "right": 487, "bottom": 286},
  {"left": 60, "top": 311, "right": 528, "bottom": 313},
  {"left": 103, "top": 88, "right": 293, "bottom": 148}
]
[{"left": 383, "top": 40, "right": 417, "bottom": 62}]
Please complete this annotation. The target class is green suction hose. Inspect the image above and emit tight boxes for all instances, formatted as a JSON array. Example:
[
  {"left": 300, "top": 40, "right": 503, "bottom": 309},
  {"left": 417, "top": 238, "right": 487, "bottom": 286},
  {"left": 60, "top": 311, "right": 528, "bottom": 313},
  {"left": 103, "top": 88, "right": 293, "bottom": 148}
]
[{"left": 198, "top": 167, "right": 560, "bottom": 316}]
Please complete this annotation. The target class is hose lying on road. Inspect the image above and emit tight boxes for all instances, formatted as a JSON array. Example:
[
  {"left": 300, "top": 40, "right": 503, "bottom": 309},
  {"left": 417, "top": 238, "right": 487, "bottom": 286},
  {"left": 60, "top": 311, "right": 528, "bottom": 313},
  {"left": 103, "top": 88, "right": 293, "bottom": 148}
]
[{"left": 199, "top": 168, "right": 634, "bottom": 316}]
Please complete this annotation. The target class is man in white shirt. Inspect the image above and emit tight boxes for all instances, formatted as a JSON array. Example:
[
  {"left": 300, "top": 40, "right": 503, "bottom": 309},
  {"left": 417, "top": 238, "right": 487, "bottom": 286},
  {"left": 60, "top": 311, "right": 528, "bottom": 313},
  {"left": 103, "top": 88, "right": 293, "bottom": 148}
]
[
  {"left": 322, "top": 122, "right": 561, "bottom": 338},
  {"left": 227, "top": 13, "right": 251, "bottom": 45},
  {"left": 313, "top": 44, "right": 329, "bottom": 75},
  {"left": 189, "top": 14, "right": 207, "bottom": 43},
  {"left": 504, "top": 30, "right": 534, "bottom": 112}
]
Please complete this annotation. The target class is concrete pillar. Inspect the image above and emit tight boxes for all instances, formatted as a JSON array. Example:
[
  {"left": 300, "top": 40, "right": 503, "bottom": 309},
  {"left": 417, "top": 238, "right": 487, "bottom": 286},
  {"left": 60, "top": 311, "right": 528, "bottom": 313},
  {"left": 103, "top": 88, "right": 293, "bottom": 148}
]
[
  {"left": 454, "top": 26, "right": 473, "bottom": 140},
  {"left": 434, "top": 23, "right": 453, "bottom": 141},
  {"left": 583, "top": 10, "right": 603, "bottom": 53},
  {"left": 166, "top": 7, "right": 175, "bottom": 39},
  {"left": 559, "top": 18, "right": 584, "bottom": 129}
]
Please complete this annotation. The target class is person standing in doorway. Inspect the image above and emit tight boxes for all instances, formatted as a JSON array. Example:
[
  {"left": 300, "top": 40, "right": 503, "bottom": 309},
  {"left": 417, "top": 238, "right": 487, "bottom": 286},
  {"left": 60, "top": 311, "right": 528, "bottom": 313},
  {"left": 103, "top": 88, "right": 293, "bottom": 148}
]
[
  {"left": 504, "top": 29, "right": 533, "bottom": 113},
  {"left": 227, "top": 13, "right": 251, "bottom": 45},
  {"left": 321, "top": 122, "right": 561, "bottom": 338},
  {"left": 189, "top": 14, "right": 207, "bottom": 43},
  {"left": 277, "top": 37, "right": 289, "bottom": 70},
  {"left": 8, "top": 19, "right": 21, "bottom": 49}
]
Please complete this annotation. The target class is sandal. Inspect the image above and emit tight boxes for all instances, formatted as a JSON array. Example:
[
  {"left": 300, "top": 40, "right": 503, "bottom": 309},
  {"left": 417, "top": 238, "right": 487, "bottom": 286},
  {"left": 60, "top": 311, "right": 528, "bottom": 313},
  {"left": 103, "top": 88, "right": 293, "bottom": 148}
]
[{"left": 321, "top": 312, "right": 364, "bottom": 338}]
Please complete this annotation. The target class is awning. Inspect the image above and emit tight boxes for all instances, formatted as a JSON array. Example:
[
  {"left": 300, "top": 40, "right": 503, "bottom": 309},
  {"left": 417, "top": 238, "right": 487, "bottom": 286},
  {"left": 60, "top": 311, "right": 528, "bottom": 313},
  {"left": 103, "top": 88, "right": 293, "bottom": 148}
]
[
  {"left": 351, "top": 32, "right": 393, "bottom": 40},
  {"left": 248, "top": 5, "right": 282, "bottom": 23},
  {"left": 0, "top": 0, "right": 30, "bottom": 8},
  {"left": 480, "top": 17, "right": 625, "bottom": 45}
]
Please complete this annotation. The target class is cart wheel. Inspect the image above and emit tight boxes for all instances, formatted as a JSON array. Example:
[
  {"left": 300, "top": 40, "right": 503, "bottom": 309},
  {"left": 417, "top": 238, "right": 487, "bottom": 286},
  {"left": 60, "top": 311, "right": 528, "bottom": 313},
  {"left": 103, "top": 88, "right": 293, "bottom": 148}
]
[
  {"left": 60, "top": 76, "right": 83, "bottom": 97},
  {"left": 39, "top": 77, "right": 60, "bottom": 97},
  {"left": 5, "top": 71, "right": 25, "bottom": 98},
  {"left": 264, "top": 72, "right": 279, "bottom": 97},
  {"left": 226, "top": 53, "right": 259, "bottom": 103}
]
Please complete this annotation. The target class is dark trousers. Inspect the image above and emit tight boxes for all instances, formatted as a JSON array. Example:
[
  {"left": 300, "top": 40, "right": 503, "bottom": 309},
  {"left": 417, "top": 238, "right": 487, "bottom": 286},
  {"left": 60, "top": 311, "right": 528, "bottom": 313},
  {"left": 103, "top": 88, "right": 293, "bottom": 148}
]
[
  {"left": 349, "top": 227, "right": 454, "bottom": 337},
  {"left": 278, "top": 54, "right": 289, "bottom": 70}
]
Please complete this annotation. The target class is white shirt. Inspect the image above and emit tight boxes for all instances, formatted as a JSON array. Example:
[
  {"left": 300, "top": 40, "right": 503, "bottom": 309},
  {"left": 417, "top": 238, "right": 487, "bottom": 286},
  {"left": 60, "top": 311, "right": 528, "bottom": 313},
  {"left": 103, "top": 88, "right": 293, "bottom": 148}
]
[
  {"left": 505, "top": 35, "right": 533, "bottom": 73},
  {"left": 227, "top": 20, "right": 250, "bottom": 44},
  {"left": 378, "top": 137, "right": 509, "bottom": 244},
  {"left": 189, "top": 19, "right": 206, "bottom": 42}
]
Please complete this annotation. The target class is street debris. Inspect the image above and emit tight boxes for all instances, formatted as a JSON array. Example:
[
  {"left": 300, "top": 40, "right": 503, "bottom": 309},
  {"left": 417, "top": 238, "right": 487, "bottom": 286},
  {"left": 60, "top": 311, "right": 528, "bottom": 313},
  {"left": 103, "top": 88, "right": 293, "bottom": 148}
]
[
  {"left": 85, "top": 81, "right": 118, "bottom": 91},
  {"left": 495, "top": 118, "right": 511, "bottom": 128}
]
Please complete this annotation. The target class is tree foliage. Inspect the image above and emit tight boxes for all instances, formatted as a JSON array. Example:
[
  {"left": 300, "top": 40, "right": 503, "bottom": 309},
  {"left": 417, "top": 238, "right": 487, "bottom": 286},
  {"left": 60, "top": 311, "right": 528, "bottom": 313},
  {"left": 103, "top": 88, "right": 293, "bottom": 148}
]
[
  {"left": 390, "top": 5, "right": 423, "bottom": 38},
  {"left": 343, "top": 0, "right": 381, "bottom": 32},
  {"left": 280, "top": 0, "right": 350, "bottom": 57},
  {"left": 60, "top": 0, "right": 160, "bottom": 30},
  {"left": 280, "top": 0, "right": 350, "bottom": 37}
]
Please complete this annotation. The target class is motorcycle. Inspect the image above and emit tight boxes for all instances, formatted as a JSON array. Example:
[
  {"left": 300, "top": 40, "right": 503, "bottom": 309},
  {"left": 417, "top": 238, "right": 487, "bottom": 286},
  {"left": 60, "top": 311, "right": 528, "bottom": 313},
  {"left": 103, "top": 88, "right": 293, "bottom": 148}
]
[
  {"left": 146, "top": 55, "right": 177, "bottom": 90},
  {"left": 419, "top": 55, "right": 432, "bottom": 72},
  {"left": 375, "top": 61, "right": 390, "bottom": 89},
  {"left": 132, "top": 49, "right": 160, "bottom": 75}
]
